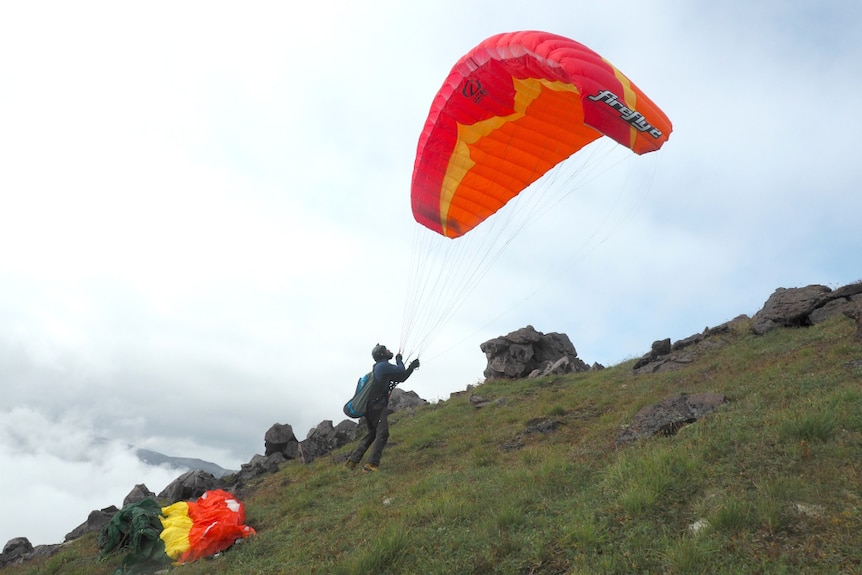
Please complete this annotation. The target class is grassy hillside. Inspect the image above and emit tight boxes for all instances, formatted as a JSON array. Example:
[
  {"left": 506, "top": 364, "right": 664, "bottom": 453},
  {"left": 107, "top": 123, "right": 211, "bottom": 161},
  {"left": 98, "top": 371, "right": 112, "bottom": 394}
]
[{"left": 6, "top": 316, "right": 861, "bottom": 574}]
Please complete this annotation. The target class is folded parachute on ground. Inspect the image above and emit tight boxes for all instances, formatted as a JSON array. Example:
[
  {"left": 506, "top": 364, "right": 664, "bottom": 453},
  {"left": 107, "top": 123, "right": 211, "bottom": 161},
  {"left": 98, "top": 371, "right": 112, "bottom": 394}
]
[
  {"left": 411, "top": 30, "right": 673, "bottom": 239},
  {"left": 100, "top": 489, "right": 256, "bottom": 572},
  {"left": 99, "top": 498, "right": 166, "bottom": 573},
  {"left": 160, "top": 489, "right": 256, "bottom": 563}
]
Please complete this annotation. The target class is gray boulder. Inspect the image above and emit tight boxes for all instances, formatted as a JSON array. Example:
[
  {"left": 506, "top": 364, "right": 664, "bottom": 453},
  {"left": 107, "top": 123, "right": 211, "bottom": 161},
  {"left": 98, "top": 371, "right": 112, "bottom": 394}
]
[
  {"left": 0, "top": 538, "right": 61, "bottom": 568},
  {"left": 299, "top": 420, "right": 339, "bottom": 464},
  {"left": 751, "top": 283, "right": 862, "bottom": 335},
  {"left": 299, "top": 419, "right": 364, "bottom": 464},
  {"left": 158, "top": 469, "right": 217, "bottom": 502},
  {"left": 480, "top": 325, "right": 589, "bottom": 379},
  {"left": 264, "top": 423, "right": 300, "bottom": 459},
  {"left": 0, "top": 538, "right": 33, "bottom": 568},
  {"left": 333, "top": 419, "right": 360, "bottom": 444},
  {"left": 123, "top": 483, "right": 156, "bottom": 507},
  {"left": 632, "top": 338, "right": 673, "bottom": 371},
  {"left": 238, "top": 452, "right": 287, "bottom": 482},
  {"left": 387, "top": 388, "right": 428, "bottom": 413},
  {"left": 64, "top": 506, "right": 118, "bottom": 542}
]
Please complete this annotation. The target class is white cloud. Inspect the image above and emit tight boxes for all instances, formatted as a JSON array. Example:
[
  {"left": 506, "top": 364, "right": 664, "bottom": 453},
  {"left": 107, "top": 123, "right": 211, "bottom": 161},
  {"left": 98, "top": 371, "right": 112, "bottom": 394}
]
[{"left": 0, "top": 408, "right": 179, "bottom": 546}]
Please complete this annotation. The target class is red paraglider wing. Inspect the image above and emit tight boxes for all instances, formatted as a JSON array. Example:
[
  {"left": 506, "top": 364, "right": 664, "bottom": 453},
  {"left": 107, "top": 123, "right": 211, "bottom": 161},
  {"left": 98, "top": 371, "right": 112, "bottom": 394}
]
[{"left": 411, "top": 30, "right": 672, "bottom": 238}]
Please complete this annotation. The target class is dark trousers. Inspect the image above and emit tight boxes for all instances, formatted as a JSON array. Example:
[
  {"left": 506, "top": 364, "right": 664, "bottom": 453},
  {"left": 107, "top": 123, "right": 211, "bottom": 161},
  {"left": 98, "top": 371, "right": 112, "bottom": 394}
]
[{"left": 349, "top": 401, "right": 390, "bottom": 466}]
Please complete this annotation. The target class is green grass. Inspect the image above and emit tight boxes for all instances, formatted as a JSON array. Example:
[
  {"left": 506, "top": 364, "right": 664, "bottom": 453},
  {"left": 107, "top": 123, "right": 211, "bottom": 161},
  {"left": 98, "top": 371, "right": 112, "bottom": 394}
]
[{"left": 5, "top": 316, "right": 862, "bottom": 574}]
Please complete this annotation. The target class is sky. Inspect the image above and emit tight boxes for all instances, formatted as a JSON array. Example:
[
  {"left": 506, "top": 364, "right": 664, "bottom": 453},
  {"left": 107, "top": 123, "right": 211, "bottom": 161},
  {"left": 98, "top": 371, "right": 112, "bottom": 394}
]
[{"left": 1, "top": 0, "right": 861, "bottom": 546}]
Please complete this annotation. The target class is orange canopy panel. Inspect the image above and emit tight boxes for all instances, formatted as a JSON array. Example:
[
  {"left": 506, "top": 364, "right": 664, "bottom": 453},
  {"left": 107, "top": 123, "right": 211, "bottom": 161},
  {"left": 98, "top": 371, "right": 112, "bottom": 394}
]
[
  {"left": 411, "top": 30, "right": 672, "bottom": 238},
  {"left": 160, "top": 489, "right": 256, "bottom": 564}
]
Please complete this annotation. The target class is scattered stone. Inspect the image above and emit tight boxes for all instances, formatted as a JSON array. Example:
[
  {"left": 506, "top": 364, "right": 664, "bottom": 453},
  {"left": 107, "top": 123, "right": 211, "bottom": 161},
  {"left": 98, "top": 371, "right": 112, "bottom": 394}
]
[
  {"left": 688, "top": 519, "right": 709, "bottom": 534},
  {"left": 616, "top": 392, "right": 727, "bottom": 445},
  {"left": 469, "top": 394, "right": 491, "bottom": 408},
  {"left": 524, "top": 417, "right": 563, "bottom": 434},
  {"left": 793, "top": 502, "right": 825, "bottom": 518},
  {"left": 501, "top": 417, "right": 563, "bottom": 451}
]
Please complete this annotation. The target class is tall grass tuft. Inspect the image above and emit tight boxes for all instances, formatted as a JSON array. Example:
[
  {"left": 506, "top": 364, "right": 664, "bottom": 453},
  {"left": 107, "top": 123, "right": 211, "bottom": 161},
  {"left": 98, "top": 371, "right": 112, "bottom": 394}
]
[
  {"left": 710, "top": 495, "right": 756, "bottom": 532},
  {"left": 330, "top": 525, "right": 408, "bottom": 575},
  {"left": 604, "top": 444, "right": 701, "bottom": 518},
  {"left": 662, "top": 534, "right": 718, "bottom": 575},
  {"left": 779, "top": 409, "right": 837, "bottom": 442}
]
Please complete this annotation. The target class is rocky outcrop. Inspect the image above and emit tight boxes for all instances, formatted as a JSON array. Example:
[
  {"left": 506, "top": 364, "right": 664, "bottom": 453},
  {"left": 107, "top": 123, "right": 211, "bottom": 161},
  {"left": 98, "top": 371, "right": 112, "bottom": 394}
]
[
  {"left": 631, "top": 282, "right": 862, "bottom": 374},
  {"left": 387, "top": 387, "right": 429, "bottom": 414},
  {"left": 0, "top": 538, "right": 62, "bottom": 569},
  {"left": 299, "top": 419, "right": 360, "bottom": 464},
  {"left": 158, "top": 469, "right": 219, "bottom": 503},
  {"left": 751, "top": 283, "right": 862, "bottom": 335},
  {"left": 64, "top": 506, "right": 118, "bottom": 542},
  {"left": 846, "top": 301, "right": 862, "bottom": 341},
  {"left": 616, "top": 392, "right": 727, "bottom": 445},
  {"left": 236, "top": 452, "right": 287, "bottom": 483},
  {"left": 58, "top": 484, "right": 157, "bottom": 546},
  {"left": 480, "top": 325, "right": 589, "bottom": 379},
  {"left": 123, "top": 484, "right": 156, "bottom": 507},
  {"left": 257, "top": 390, "right": 427, "bottom": 468},
  {"left": 264, "top": 423, "right": 300, "bottom": 459},
  {"left": 298, "top": 390, "right": 426, "bottom": 463},
  {"left": 631, "top": 317, "right": 747, "bottom": 375}
]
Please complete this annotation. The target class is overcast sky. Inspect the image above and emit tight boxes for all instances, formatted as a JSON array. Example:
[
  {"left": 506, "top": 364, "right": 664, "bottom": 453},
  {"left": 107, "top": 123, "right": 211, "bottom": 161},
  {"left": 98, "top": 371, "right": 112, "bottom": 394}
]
[{"left": 2, "top": 0, "right": 861, "bottom": 546}]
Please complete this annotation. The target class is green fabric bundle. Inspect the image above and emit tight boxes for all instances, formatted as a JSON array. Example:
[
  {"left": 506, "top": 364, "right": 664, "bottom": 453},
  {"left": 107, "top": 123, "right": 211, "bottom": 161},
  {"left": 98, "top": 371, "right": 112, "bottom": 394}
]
[{"left": 99, "top": 498, "right": 170, "bottom": 574}]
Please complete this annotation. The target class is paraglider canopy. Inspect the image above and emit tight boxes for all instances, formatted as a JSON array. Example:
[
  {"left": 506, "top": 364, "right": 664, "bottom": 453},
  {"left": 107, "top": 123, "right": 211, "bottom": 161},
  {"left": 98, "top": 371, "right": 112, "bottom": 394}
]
[
  {"left": 400, "top": 31, "right": 672, "bottom": 357},
  {"left": 411, "top": 30, "right": 672, "bottom": 239}
]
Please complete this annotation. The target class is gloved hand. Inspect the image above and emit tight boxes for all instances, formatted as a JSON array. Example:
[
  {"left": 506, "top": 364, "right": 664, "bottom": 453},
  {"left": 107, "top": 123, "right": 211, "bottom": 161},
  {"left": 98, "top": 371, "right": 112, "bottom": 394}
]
[
  {"left": 396, "top": 353, "right": 403, "bottom": 363},
  {"left": 409, "top": 358, "right": 420, "bottom": 370}
]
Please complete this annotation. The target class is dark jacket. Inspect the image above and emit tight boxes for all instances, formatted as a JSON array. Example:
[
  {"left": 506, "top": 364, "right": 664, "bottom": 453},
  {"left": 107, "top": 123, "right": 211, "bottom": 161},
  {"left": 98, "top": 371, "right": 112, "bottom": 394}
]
[{"left": 368, "top": 357, "right": 416, "bottom": 405}]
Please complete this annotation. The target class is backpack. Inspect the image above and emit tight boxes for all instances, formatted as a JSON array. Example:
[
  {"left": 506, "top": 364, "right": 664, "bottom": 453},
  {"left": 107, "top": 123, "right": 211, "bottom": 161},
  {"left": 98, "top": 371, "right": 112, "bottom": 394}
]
[{"left": 343, "top": 370, "right": 375, "bottom": 418}]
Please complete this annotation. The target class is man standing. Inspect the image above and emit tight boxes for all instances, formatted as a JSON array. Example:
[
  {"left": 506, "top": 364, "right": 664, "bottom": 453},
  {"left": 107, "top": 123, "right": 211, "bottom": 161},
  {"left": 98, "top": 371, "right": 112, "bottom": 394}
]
[{"left": 346, "top": 344, "right": 420, "bottom": 472}]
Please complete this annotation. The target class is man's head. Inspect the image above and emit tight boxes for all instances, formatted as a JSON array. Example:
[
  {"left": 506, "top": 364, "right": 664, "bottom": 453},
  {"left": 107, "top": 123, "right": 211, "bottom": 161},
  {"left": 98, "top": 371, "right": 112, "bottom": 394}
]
[{"left": 372, "top": 343, "right": 393, "bottom": 362}]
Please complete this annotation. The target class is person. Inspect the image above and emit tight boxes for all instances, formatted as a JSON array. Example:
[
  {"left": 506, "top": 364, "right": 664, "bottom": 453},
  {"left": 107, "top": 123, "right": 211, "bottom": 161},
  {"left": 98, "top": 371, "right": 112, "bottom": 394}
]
[{"left": 346, "top": 343, "right": 420, "bottom": 473}]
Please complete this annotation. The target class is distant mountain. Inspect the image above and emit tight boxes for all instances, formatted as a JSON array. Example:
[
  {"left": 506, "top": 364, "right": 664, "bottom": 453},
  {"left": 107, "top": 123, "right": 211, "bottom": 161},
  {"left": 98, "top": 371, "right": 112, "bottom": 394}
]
[{"left": 135, "top": 448, "right": 235, "bottom": 478}]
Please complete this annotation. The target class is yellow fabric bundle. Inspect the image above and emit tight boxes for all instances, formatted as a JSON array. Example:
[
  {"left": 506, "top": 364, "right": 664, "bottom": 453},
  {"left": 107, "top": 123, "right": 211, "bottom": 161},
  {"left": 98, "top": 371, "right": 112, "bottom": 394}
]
[{"left": 159, "top": 501, "right": 193, "bottom": 560}]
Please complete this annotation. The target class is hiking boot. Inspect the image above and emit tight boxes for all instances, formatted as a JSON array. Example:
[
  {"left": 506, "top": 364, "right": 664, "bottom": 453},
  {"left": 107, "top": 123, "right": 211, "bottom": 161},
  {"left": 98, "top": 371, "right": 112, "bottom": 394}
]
[
  {"left": 345, "top": 460, "right": 356, "bottom": 470},
  {"left": 362, "top": 463, "right": 379, "bottom": 473}
]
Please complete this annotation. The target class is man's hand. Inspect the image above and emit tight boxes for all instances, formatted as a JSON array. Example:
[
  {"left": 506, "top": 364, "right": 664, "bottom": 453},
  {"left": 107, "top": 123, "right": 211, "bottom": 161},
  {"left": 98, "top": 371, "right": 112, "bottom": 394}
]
[
  {"left": 396, "top": 353, "right": 403, "bottom": 363},
  {"left": 409, "top": 358, "right": 420, "bottom": 370}
]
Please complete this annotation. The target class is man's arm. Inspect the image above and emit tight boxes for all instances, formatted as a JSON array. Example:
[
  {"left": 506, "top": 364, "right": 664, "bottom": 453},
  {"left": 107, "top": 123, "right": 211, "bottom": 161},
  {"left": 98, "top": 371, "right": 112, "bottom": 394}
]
[{"left": 381, "top": 358, "right": 420, "bottom": 384}]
